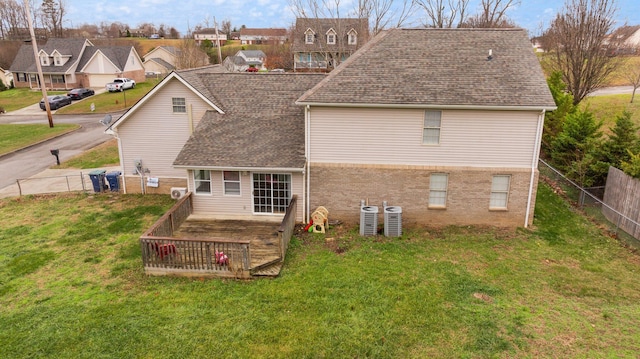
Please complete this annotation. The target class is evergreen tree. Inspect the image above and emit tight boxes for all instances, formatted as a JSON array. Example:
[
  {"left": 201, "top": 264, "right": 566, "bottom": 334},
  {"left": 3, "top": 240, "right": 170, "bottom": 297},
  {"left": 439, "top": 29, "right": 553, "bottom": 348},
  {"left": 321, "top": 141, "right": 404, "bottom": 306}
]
[
  {"left": 542, "top": 71, "right": 576, "bottom": 156},
  {"left": 550, "top": 109, "right": 603, "bottom": 187},
  {"left": 591, "top": 111, "right": 640, "bottom": 185}
]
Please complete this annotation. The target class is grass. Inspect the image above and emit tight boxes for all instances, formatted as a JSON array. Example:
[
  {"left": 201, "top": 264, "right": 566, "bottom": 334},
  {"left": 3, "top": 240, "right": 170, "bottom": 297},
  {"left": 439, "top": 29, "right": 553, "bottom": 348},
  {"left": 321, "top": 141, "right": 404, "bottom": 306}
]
[
  {"left": 0, "top": 123, "right": 79, "bottom": 156},
  {"left": 56, "top": 79, "right": 161, "bottom": 114},
  {"left": 1, "top": 183, "right": 640, "bottom": 358},
  {"left": 0, "top": 89, "right": 67, "bottom": 112},
  {"left": 580, "top": 94, "right": 640, "bottom": 131},
  {"left": 53, "top": 139, "right": 119, "bottom": 169}
]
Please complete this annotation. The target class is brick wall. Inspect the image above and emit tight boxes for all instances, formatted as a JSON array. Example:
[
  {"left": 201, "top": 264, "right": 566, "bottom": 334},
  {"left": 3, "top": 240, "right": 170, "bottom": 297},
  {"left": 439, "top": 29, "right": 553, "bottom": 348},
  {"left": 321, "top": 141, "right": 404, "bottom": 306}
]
[{"left": 309, "top": 163, "right": 538, "bottom": 228}]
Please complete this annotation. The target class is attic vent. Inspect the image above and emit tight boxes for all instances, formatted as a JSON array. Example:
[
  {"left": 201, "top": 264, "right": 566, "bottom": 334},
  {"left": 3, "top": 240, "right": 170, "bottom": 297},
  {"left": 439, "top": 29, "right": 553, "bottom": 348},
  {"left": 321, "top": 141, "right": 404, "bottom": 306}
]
[{"left": 487, "top": 49, "right": 493, "bottom": 61}]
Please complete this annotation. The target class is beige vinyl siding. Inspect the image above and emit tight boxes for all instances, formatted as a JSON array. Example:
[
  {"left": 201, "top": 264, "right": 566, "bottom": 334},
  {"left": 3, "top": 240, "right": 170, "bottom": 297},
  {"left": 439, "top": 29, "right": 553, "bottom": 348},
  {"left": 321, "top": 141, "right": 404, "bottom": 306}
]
[
  {"left": 145, "top": 48, "right": 176, "bottom": 65},
  {"left": 191, "top": 171, "right": 304, "bottom": 221},
  {"left": 117, "top": 79, "right": 215, "bottom": 178},
  {"left": 309, "top": 107, "right": 540, "bottom": 168},
  {"left": 123, "top": 49, "right": 144, "bottom": 72},
  {"left": 82, "top": 54, "right": 120, "bottom": 74}
]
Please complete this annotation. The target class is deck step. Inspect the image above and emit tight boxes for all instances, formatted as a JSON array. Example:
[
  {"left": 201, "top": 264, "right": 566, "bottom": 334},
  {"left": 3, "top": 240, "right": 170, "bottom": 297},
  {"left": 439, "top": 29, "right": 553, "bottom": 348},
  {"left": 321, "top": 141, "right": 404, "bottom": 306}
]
[{"left": 252, "top": 261, "right": 284, "bottom": 277}]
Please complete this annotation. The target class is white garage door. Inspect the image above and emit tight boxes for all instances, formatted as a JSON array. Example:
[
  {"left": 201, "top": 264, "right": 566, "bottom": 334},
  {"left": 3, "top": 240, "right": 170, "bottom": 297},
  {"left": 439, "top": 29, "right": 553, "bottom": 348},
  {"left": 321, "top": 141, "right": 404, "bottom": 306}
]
[{"left": 89, "top": 74, "right": 117, "bottom": 88}]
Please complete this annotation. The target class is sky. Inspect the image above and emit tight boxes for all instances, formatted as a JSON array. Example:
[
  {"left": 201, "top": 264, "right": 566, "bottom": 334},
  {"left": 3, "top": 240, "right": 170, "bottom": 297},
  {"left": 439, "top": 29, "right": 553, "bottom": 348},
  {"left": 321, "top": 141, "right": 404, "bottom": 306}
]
[{"left": 63, "top": 0, "right": 640, "bottom": 37}]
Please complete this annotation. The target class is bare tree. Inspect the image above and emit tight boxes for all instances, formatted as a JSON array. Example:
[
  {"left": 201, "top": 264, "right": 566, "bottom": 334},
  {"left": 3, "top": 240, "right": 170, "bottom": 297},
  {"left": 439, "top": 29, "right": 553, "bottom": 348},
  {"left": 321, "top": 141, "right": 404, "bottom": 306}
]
[
  {"left": 546, "top": 0, "right": 619, "bottom": 105},
  {"left": 175, "top": 37, "right": 209, "bottom": 69},
  {"left": 624, "top": 62, "right": 640, "bottom": 103},
  {"left": 0, "top": 0, "right": 30, "bottom": 39},
  {"left": 462, "top": 0, "right": 519, "bottom": 28},
  {"left": 220, "top": 19, "right": 232, "bottom": 35},
  {"left": 415, "top": 0, "right": 470, "bottom": 28},
  {"left": 355, "top": 0, "right": 415, "bottom": 34},
  {"left": 40, "top": 0, "right": 65, "bottom": 37}
]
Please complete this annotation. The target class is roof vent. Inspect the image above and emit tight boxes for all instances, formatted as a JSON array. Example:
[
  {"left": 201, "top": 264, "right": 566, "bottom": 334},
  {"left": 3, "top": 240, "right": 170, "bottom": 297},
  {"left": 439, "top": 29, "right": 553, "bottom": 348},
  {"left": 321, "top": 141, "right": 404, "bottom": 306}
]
[{"left": 487, "top": 49, "right": 493, "bottom": 61}]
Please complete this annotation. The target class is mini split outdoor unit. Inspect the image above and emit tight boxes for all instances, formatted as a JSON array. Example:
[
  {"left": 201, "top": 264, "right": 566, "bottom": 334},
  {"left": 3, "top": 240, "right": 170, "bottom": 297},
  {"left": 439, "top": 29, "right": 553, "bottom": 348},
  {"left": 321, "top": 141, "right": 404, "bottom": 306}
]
[{"left": 170, "top": 187, "right": 187, "bottom": 199}]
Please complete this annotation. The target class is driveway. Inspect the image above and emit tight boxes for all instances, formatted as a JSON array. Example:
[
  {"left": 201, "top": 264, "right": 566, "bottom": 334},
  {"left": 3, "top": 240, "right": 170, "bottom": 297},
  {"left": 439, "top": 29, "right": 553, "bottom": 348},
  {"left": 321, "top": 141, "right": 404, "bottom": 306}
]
[{"left": 589, "top": 86, "right": 635, "bottom": 97}]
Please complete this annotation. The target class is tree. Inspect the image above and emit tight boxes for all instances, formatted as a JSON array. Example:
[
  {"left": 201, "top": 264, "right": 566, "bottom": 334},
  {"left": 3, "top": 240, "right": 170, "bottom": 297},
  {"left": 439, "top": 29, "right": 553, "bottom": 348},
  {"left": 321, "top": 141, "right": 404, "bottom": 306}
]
[
  {"left": 0, "top": 0, "right": 30, "bottom": 40},
  {"left": 545, "top": 0, "right": 619, "bottom": 105},
  {"left": 220, "top": 19, "right": 232, "bottom": 35},
  {"left": 591, "top": 111, "right": 640, "bottom": 185},
  {"left": 175, "top": 38, "right": 209, "bottom": 69},
  {"left": 623, "top": 61, "right": 640, "bottom": 103},
  {"left": 414, "top": 0, "right": 470, "bottom": 28},
  {"left": 461, "top": 0, "right": 519, "bottom": 28},
  {"left": 621, "top": 152, "right": 640, "bottom": 179},
  {"left": 550, "top": 109, "right": 603, "bottom": 186},
  {"left": 542, "top": 71, "right": 577, "bottom": 155},
  {"left": 40, "top": 0, "right": 65, "bottom": 37}
]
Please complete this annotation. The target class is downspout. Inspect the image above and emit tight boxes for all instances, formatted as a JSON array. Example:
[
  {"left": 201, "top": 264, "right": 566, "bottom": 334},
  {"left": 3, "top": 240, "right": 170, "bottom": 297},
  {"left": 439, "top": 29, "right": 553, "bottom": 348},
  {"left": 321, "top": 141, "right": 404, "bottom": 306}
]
[
  {"left": 188, "top": 103, "right": 194, "bottom": 134},
  {"left": 108, "top": 128, "right": 128, "bottom": 194},
  {"left": 525, "top": 110, "right": 545, "bottom": 228},
  {"left": 305, "top": 105, "right": 311, "bottom": 224}
]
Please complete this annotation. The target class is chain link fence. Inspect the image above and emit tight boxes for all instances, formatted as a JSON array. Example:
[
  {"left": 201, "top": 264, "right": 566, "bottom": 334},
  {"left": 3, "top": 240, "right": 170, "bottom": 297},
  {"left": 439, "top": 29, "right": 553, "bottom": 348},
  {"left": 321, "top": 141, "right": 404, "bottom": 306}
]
[
  {"left": 15, "top": 172, "right": 92, "bottom": 196},
  {"left": 539, "top": 159, "right": 640, "bottom": 250}
]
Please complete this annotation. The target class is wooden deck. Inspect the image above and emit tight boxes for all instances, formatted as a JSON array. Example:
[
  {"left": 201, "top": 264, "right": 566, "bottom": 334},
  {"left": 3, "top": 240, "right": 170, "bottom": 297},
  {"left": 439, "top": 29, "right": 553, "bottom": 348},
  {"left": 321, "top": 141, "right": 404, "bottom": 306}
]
[{"left": 172, "top": 219, "right": 282, "bottom": 269}]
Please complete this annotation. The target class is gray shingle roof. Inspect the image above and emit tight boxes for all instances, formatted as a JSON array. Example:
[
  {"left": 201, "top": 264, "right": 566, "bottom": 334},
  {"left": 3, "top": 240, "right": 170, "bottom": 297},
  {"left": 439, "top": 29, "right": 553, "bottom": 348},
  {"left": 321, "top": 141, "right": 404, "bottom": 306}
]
[
  {"left": 292, "top": 18, "right": 369, "bottom": 52},
  {"left": 297, "top": 28, "right": 556, "bottom": 108},
  {"left": 173, "top": 73, "right": 326, "bottom": 169},
  {"left": 9, "top": 38, "right": 89, "bottom": 74},
  {"left": 146, "top": 58, "right": 175, "bottom": 71},
  {"left": 78, "top": 46, "right": 134, "bottom": 71}
]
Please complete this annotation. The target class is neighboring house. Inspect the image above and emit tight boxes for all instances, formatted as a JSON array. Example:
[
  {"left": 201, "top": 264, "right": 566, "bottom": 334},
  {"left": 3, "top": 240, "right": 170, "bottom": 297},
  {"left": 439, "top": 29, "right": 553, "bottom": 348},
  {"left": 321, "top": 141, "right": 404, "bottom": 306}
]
[
  {"left": 239, "top": 28, "right": 287, "bottom": 45},
  {"left": 193, "top": 28, "right": 228, "bottom": 46},
  {"left": 9, "top": 38, "right": 145, "bottom": 90},
  {"left": 0, "top": 67, "right": 13, "bottom": 88},
  {"left": 606, "top": 25, "right": 640, "bottom": 54},
  {"left": 236, "top": 50, "right": 266, "bottom": 69},
  {"left": 143, "top": 46, "right": 179, "bottom": 75},
  {"left": 292, "top": 17, "right": 369, "bottom": 71},
  {"left": 222, "top": 56, "right": 249, "bottom": 72},
  {"left": 108, "top": 28, "right": 555, "bottom": 228}
]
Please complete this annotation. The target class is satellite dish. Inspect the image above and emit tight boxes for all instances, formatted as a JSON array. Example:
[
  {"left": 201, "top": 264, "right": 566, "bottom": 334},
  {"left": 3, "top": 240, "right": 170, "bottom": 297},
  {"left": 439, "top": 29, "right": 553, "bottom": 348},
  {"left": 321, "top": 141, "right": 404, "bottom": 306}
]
[{"left": 99, "top": 114, "right": 112, "bottom": 126}]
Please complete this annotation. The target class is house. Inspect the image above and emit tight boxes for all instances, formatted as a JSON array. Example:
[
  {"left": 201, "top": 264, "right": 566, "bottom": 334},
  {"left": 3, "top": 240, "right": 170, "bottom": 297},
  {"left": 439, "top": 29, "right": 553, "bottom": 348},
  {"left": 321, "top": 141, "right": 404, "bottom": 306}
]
[
  {"left": 9, "top": 38, "right": 145, "bottom": 90},
  {"left": 297, "top": 28, "right": 556, "bottom": 227},
  {"left": 193, "top": 28, "right": 228, "bottom": 46},
  {"left": 106, "top": 69, "right": 324, "bottom": 222},
  {"left": 239, "top": 28, "right": 287, "bottom": 45},
  {"left": 143, "top": 46, "right": 179, "bottom": 75},
  {"left": 606, "top": 25, "right": 640, "bottom": 55},
  {"left": 108, "top": 28, "right": 554, "bottom": 228},
  {"left": 292, "top": 17, "right": 369, "bottom": 71},
  {"left": 222, "top": 56, "right": 249, "bottom": 72},
  {"left": 236, "top": 50, "right": 266, "bottom": 69}
]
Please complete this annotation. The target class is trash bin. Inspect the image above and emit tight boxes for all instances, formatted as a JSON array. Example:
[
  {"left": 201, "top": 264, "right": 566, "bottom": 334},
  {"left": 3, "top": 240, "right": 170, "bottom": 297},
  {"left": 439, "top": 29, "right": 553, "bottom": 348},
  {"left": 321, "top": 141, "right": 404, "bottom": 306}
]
[
  {"left": 88, "top": 169, "right": 107, "bottom": 193},
  {"left": 360, "top": 205, "right": 378, "bottom": 236},
  {"left": 106, "top": 171, "right": 122, "bottom": 192},
  {"left": 384, "top": 206, "right": 402, "bottom": 237}
]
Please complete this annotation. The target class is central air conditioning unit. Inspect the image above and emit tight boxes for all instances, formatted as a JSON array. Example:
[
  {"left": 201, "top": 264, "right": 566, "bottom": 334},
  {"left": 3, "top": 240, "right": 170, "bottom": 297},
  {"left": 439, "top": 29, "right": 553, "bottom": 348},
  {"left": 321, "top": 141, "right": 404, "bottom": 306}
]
[{"left": 170, "top": 187, "right": 187, "bottom": 199}]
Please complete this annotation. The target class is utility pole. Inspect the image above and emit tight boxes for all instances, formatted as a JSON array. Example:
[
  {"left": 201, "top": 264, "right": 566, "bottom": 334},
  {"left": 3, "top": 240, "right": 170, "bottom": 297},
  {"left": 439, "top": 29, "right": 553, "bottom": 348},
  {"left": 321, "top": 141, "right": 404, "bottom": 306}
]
[
  {"left": 24, "top": 0, "right": 54, "bottom": 127},
  {"left": 214, "top": 17, "right": 222, "bottom": 64}
]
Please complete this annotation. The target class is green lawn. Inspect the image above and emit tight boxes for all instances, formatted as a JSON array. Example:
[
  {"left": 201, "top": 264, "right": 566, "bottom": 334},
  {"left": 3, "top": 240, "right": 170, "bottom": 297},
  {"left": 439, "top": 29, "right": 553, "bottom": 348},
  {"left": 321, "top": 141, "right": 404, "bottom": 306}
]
[
  {"left": 1, "top": 183, "right": 639, "bottom": 358},
  {"left": 0, "top": 124, "right": 79, "bottom": 156},
  {"left": 580, "top": 93, "right": 640, "bottom": 132},
  {"left": 53, "top": 139, "right": 119, "bottom": 169},
  {"left": 0, "top": 88, "right": 67, "bottom": 112},
  {"left": 56, "top": 79, "right": 161, "bottom": 114}
]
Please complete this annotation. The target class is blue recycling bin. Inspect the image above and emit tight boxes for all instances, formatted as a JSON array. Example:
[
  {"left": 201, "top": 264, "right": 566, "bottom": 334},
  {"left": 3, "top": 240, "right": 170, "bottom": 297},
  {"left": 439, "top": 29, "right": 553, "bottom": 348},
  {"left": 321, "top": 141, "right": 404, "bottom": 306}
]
[
  {"left": 88, "top": 169, "right": 107, "bottom": 193},
  {"left": 106, "top": 171, "right": 122, "bottom": 192}
]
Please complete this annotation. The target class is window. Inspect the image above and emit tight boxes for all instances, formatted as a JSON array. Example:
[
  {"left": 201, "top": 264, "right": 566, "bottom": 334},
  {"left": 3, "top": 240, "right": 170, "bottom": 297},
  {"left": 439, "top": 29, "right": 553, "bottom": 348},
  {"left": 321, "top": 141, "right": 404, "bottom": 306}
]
[
  {"left": 40, "top": 54, "right": 49, "bottom": 66},
  {"left": 422, "top": 110, "right": 442, "bottom": 144},
  {"left": 326, "top": 29, "right": 336, "bottom": 45},
  {"left": 305, "top": 29, "right": 315, "bottom": 44},
  {"left": 429, "top": 173, "right": 448, "bottom": 208},
  {"left": 223, "top": 171, "right": 241, "bottom": 196},
  {"left": 51, "top": 75, "right": 64, "bottom": 84},
  {"left": 172, "top": 97, "right": 186, "bottom": 113},
  {"left": 253, "top": 173, "right": 291, "bottom": 214},
  {"left": 348, "top": 29, "right": 357, "bottom": 45},
  {"left": 194, "top": 170, "right": 211, "bottom": 194},
  {"left": 490, "top": 175, "right": 511, "bottom": 209},
  {"left": 54, "top": 56, "right": 61, "bottom": 65}
]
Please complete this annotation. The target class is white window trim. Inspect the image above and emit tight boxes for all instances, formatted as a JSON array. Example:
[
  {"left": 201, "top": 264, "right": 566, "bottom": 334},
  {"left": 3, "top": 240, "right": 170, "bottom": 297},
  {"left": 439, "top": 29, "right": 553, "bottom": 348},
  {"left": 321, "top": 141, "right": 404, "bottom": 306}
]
[
  {"left": 490, "top": 175, "right": 511, "bottom": 210},
  {"left": 222, "top": 171, "right": 241, "bottom": 196},
  {"left": 422, "top": 110, "right": 442, "bottom": 145},
  {"left": 172, "top": 97, "right": 186, "bottom": 113},
  {"left": 305, "top": 29, "right": 315, "bottom": 44},
  {"left": 194, "top": 170, "right": 212, "bottom": 195},
  {"left": 40, "top": 54, "right": 49, "bottom": 66},
  {"left": 429, "top": 173, "right": 448, "bottom": 208},
  {"left": 348, "top": 29, "right": 358, "bottom": 45},
  {"left": 326, "top": 28, "right": 337, "bottom": 45}
]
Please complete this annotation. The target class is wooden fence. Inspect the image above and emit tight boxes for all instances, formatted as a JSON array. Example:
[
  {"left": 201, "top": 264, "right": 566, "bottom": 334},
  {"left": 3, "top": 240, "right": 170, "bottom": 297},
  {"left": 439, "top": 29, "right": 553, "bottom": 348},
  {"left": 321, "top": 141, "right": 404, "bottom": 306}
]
[{"left": 603, "top": 167, "right": 640, "bottom": 240}]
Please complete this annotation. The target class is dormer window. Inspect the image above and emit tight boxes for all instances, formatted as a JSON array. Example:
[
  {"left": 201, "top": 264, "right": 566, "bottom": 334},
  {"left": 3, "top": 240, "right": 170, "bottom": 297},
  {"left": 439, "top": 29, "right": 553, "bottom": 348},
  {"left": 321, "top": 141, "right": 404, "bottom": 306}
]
[
  {"left": 40, "top": 53, "right": 49, "bottom": 66},
  {"left": 304, "top": 28, "right": 315, "bottom": 44},
  {"left": 54, "top": 55, "right": 61, "bottom": 65},
  {"left": 326, "top": 28, "right": 337, "bottom": 45},
  {"left": 348, "top": 29, "right": 358, "bottom": 45}
]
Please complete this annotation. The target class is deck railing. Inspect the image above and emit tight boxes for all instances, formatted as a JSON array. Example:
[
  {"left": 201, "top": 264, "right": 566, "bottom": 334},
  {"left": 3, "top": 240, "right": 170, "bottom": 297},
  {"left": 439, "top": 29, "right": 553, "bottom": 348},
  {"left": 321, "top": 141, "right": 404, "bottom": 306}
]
[
  {"left": 140, "top": 193, "right": 298, "bottom": 278},
  {"left": 277, "top": 195, "right": 297, "bottom": 258}
]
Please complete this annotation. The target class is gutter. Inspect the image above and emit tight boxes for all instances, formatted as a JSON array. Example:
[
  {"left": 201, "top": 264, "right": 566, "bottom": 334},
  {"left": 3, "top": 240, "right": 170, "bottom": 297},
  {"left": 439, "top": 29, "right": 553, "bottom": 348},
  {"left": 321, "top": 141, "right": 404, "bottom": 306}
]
[
  {"left": 295, "top": 101, "right": 557, "bottom": 112},
  {"left": 172, "top": 165, "right": 305, "bottom": 173},
  {"left": 525, "top": 109, "right": 545, "bottom": 228}
]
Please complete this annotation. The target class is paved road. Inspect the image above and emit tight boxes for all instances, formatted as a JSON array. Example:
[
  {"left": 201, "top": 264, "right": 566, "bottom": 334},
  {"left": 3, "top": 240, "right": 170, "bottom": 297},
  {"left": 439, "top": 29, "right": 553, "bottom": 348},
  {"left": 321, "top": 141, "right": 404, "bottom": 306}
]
[
  {"left": 0, "top": 105, "right": 121, "bottom": 190},
  {"left": 589, "top": 86, "right": 635, "bottom": 96}
]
